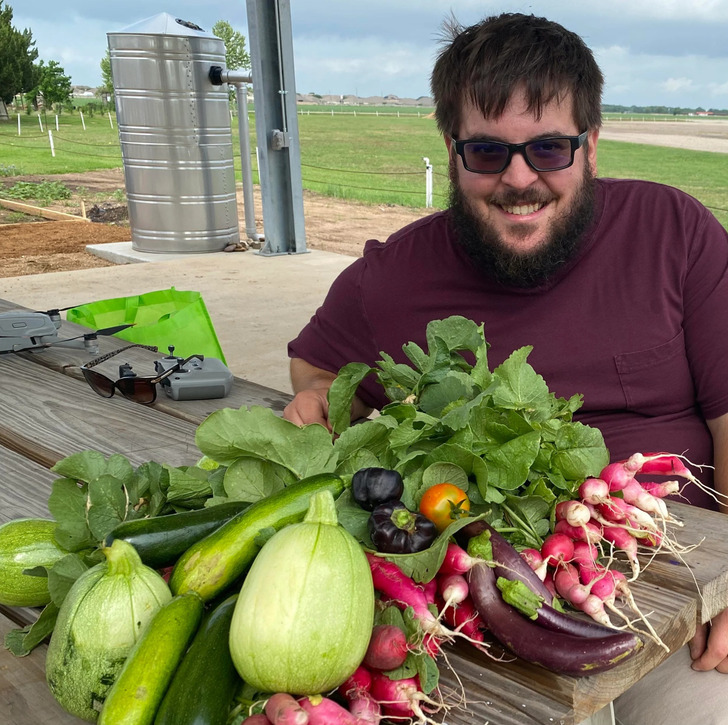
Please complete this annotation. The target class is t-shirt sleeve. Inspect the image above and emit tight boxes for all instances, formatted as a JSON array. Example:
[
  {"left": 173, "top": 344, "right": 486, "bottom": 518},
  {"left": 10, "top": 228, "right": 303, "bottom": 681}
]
[
  {"left": 683, "top": 208, "right": 728, "bottom": 420},
  {"left": 287, "top": 251, "right": 380, "bottom": 403}
]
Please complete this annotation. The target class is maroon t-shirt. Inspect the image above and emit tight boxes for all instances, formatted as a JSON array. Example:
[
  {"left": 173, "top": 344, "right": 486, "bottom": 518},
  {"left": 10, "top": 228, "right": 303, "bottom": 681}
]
[{"left": 289, "top": 179, "right": 728, "bottom": 508}]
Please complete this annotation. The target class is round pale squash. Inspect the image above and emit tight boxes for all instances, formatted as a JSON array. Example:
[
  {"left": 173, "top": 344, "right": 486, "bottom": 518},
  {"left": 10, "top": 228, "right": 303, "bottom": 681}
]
[{"left": 229, "top": 490, "right": 374, "bottom": 695}]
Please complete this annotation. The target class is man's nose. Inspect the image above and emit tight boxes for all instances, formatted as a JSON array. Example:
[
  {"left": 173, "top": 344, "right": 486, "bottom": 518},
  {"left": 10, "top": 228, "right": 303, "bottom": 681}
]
[{"left": 499, "top": 150, "right": 540, "bottom": 188}]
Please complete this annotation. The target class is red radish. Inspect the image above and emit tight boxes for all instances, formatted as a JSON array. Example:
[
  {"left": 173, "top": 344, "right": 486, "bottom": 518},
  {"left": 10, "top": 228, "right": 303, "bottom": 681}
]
[
  {"left": 540, "top": 532, "right": 575, "bottom": 567},
  {"left": 265, "top": 693, "right": 309, "bottom": 725},
  {"left": 365, "top": 553, "right": 451, "bottom": 639},
  {"left": 363, "top": 624, "right": 409, "bottom": 671},
  {"left": 437, "top": 573, "right": 469, "bottom": 607},
  {"left": 637, "top": 452, "right": 696, "bottom": 479},
  {"left": 543, "top": 569, "right": 558, "bottom": 599},
  {"left": 554, "top": 518, "right": 602, "bottom": 544},
  {"left": 600, "top": 496, "right": 658, "bottom": 532},
  {"left": 602, "top": 526, "right": 640, "bottom": 579},
  {"left": 438, "top": 542, "right": 477, "bottom": 575},
  {"left": 339, "top": 665, "right": 373, "bottom": 697},
  {"left": 555, "top": 500, "right": 591, "bottom": 527},
  {"left": 298, "top": 696, "right": 360, "bottom": 725},
  {"left": 242, "top": 716, "right": 273, "bottom": 725}
]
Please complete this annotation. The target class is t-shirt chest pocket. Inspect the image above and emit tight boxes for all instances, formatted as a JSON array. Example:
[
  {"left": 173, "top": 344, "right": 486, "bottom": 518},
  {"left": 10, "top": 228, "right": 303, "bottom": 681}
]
[{"left": 614, "top": 331, "right": 696, "bottom": 416}]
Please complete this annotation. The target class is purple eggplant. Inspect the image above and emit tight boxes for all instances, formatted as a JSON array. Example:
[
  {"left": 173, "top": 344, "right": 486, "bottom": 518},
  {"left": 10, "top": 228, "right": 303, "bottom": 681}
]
[{"left": 468, "top": 561, "right": 642, "bottom": 677}]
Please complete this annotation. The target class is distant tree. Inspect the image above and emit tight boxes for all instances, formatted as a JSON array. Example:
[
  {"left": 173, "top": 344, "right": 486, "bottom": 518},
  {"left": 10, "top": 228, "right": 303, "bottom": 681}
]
[
  {"left": 37, "top": 59, "right": 72, "bottom": 110},
  {"left": 0, "top": 0, "right": 39, "bottom": 104},
  {"left": 212, "top": 20, "right": 250, "bottom": 71},
  {"left": 99, "top": 49, "right": 113, "bottom": 96}
]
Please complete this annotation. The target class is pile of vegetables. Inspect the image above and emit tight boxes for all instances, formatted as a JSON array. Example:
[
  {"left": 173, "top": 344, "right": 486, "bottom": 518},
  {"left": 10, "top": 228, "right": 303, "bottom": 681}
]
[{"left": 0, "top": 315, "right": 711, "bottom": 725}]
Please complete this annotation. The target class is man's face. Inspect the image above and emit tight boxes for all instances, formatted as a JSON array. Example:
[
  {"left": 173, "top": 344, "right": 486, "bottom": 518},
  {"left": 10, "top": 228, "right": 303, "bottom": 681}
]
[{"left": 446, "top": 90, "right": 599, "bottom": 286}]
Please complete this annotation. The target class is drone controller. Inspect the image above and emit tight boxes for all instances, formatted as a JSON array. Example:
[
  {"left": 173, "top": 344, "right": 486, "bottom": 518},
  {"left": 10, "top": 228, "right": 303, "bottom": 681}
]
[{"left": 154, "top": 347, "right": 233, "bottom": 401}]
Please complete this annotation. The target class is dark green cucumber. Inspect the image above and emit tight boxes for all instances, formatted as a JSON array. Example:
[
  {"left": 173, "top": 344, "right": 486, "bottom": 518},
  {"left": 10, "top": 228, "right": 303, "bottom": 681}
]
[
  {"left": 98, "top": 592, "right": 204, "bottom": 725},
  {"left": 154, "top": 594, "right": 241, "bottom": 725},
  {"left": 169, "top": 473, "right": 345, "bottom": 601},
  {"left": 104, "top": 501, "right": 251, "bottom": 569}
]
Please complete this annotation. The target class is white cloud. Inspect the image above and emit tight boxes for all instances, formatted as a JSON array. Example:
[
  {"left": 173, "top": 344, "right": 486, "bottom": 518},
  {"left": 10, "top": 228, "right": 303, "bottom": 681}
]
[{"left": 662, "top": 77, "right": 696, "bottom": 93}]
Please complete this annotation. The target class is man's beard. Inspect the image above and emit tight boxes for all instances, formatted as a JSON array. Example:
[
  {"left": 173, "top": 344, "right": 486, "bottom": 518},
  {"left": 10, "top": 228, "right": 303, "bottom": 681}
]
[{"left": 449, "top": 162, "right": 596, "bottom": 288}]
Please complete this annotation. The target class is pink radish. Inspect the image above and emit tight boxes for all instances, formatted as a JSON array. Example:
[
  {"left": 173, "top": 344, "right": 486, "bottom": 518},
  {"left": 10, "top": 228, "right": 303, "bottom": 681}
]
[
  {"left": 602, "top": 526, "right": 640, "bottom": 579},
  {"left": 571, "top": 540, "right": 600, "bottom": 572},
  {"left": 540, "top": 532, "right": 575, "bottom": 567},
  {"left": 339, "top": 665, "right": 373, "bottom": 697},
  {"left": 346, "top": 690, "right": 381, "bottom": 724},
  {"left": 439, "top": 596, "right": 487, "bottom": 650},
  {"left": 422, "top": 577, "right": 437, "bottom": 605},
  {"left": 553, "top": 563, "right": 612, "bottom": 626},
  {"left": 599, "top": 496, "right": 658, "bottom": 532},
  {"left": 369, "top": 672, "right": 440, "bottom": 723},
  {"left": 265, "top": 693, "right": 309, "bottom": 725},
  {"left": 520, "top": 547, "right": 547, "bottom": 580},
  {"left": 638, "top": 452, "right": 697, "bottom": 479},
  {"left": 438, "top": 542, "right": 477, "bottom": 575},
  {"left": 298, "top": 696, "right": 360, "bottom": 725},
  {"left": 555, "top": 500, "right": 591, "bottom": 527},
  {"left": 578, "top": 477, "right": 611, "bottom": 504},
  {"left": 553, "top": 518, "right": 602, "bottom": 544},
  {"left": 365, "top": 553, "right": 451, "bottom": 639},
  {"left": 641, "top": 479, "right": 681, "bottom": 498},
  {"left": 437, "top": 573, "right": 469, "bottom": 608},
  {"left": 620, "top": 478, "right": 668, "bottom": 518},
  {"left": 599, "top": 457, "right": 641, "bottom": 492},
  {"left": 242, "top": 716, "right": 273, "bottom": 725},
  {"left": 363, "top": 624, "right": 409, "bottom": 671}
]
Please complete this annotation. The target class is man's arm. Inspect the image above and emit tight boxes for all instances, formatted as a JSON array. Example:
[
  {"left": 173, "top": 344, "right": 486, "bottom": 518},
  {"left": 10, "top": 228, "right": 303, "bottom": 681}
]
[
  {"left": 283, "top": 358, "right": 373, "bottom": 429},
  {"left": 707, "top": 412, "right": 728, "bottom": 514}
]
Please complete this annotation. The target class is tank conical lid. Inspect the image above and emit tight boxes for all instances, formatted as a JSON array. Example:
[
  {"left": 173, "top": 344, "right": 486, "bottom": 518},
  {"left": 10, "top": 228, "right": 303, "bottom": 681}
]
[{"left": 111, "top": 13, "right": 213, "bottom": 38}]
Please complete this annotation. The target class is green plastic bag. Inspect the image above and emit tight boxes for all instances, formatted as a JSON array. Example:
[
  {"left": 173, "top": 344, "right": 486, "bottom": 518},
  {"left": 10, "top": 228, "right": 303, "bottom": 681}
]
[{"left": 66, "top": 288, "right": 226, "bottom": 363}]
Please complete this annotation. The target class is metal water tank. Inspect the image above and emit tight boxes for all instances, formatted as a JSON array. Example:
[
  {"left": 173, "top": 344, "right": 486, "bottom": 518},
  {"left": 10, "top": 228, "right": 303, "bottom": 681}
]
[{"left": 108, "top": 14, "right": 239, "bottom": 253}]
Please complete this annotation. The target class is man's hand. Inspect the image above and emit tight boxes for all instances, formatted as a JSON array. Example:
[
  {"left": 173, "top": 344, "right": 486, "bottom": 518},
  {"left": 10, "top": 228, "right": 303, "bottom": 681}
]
[
  {"left": 690, "top": 607, "right": 728, "bottom": 673},
  {"left": 283, "top": 388, "right": 332, "bottom": 430}
]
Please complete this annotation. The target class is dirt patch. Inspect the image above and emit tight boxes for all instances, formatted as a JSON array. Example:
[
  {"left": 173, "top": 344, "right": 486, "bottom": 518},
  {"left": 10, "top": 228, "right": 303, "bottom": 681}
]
[
  {"left": 0, "top": 170, "right": 430, "bottom": 278},
  {"left": 1, "top": 119, "right": 725, "bottom": 278}
]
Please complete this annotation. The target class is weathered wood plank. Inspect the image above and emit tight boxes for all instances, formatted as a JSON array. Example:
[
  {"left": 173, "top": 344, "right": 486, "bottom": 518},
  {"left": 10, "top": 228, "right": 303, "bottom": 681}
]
[
  {"left": 0, "top": 445, "right": 55, "bottom": 522},
  {"left": 0, "top": 355, "right": 200, "bottom": 468},
  {"left": 637, "top": 502, "right": 728, "bottom": 623},
  {"left": 0, "top": 614, "right": 85, "bottom": 725},
  {"left": 441, "top": 580, "right": 696, "bottom": 724}
]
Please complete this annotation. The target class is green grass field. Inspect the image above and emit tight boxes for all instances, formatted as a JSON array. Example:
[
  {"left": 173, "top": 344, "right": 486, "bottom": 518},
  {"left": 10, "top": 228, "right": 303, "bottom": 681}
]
[{"left": 0, "top": 108, "right": 726, "bottom": 229}]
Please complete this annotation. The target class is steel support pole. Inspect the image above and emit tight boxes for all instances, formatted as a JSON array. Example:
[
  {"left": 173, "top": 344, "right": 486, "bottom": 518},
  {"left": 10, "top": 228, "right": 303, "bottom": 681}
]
[{"left": 246, "top": 0, "right": 307, "bottom": 255}]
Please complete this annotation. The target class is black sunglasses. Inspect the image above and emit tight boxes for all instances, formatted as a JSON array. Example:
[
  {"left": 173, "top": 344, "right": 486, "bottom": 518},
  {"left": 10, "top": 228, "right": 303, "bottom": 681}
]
[
  {"left": 80, "top": 344, "right": 200, "bottom": 405},
  {"left": 452, "top": 131, "right": 588, "bottom": 174}
]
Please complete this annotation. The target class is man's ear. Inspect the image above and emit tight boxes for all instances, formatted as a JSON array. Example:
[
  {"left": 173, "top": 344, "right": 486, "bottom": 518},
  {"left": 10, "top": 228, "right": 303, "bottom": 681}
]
[{"left": 587, "top": 129, "right": 599, "bottom": 176}]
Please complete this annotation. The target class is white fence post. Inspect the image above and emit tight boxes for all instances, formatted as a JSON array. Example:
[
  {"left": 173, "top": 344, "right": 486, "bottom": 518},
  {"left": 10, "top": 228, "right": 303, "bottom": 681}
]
[
  {"left": 37, "top": 113, "right": 43, "bottom": 132},
  {"left": 108, "top": 111, "right": 114, "bottom": 129},
  {"left": 80, "top": 111, "right": 86, "bottom": 130},
  {"left": 48, "top": 130, "right": 55, "bottom": 157},
  {"left": 17, "top": 113, "right": 20, "bottom": 135},
  {"left": 422, "top": 157, "right": 433, "bottom": 208},
  {"left": 55, "top": 115, "right": 59, "bottom": 131}
]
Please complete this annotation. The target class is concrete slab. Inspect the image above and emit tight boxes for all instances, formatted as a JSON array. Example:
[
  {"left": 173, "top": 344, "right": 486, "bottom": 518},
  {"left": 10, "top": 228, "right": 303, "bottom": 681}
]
[{"left": 0, "top": 249, "right": 356, "bottom": 394}]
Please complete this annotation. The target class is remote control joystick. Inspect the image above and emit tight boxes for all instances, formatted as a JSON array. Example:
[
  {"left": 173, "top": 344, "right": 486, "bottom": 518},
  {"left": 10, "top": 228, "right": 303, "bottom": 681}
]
[{"left": 153, "top": 351, "right": 233, "bottom": 400}]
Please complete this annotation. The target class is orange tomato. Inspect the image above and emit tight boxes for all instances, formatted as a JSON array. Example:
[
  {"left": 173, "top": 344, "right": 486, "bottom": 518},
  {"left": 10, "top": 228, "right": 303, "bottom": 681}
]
[{"left": 418, "top": 483, "right": 471, "bottom": 532}]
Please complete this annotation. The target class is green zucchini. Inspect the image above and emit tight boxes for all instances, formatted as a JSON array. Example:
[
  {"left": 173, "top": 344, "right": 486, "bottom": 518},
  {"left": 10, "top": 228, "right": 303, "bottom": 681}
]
[
  {"left": 170, "top": 473, "right": 345, "bottom": 601},
  {"left": 98, "top": 592, "right": 204, "bottom": 725},
  {"left": 104, "top": 501, "right": 251, "bottom": 569},
  {"left": 154, "top": 594, "right": 241, "bottom": 725}
]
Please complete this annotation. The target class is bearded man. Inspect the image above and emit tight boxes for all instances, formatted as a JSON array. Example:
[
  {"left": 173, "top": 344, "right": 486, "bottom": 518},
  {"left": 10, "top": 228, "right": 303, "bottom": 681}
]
[{"left": 284, "top": 13, "right": 728, "bottom": 725}]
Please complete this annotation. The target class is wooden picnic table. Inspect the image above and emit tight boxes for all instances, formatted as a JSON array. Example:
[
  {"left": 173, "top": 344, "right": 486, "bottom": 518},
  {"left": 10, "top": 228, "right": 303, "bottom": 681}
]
[{"left": 1, "top": 297, "right": 726, "bottom": 725}]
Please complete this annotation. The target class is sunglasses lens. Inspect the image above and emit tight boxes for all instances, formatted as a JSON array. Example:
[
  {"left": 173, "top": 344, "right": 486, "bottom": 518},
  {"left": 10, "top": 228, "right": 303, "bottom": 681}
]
[
  {"left": 117, "top": 378, "right": 157, "bottom": 405},
  {"left": 82, "top": 369, "right": 115, "bottom": 398},
  {"left": 525, "top": 138, "right": 573, "bottom": 170},
  {"left": 462, "top": 141, "right": 508, "bottom": 173}
]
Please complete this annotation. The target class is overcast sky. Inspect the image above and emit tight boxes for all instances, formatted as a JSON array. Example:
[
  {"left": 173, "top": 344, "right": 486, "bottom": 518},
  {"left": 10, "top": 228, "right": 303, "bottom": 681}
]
[{"left": 11, "top": 0, "right": 728, "bottom": 109}]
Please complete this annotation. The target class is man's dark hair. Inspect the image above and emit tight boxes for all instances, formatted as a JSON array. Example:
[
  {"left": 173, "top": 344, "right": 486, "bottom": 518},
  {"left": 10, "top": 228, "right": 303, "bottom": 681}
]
[{"left": 431, "top": 13, "right": 604, "bottom": 138}]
